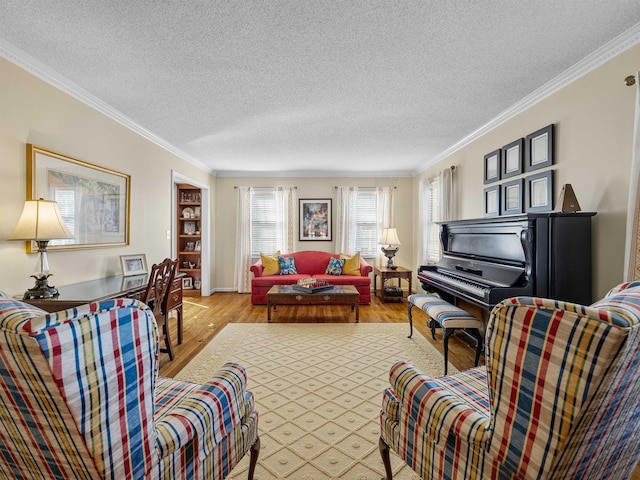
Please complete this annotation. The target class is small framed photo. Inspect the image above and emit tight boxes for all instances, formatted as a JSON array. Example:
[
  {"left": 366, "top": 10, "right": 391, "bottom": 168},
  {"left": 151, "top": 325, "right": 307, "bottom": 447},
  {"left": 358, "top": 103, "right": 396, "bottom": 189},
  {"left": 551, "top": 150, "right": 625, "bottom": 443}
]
[
  {"left": 193, "top": 280, "right": 201, "bottom": 289},
  {"left": 120, "top": 254, "right": 148, "bottom": 276},
  {"left": 501, "top": 179, "right": 523, "bottom": 215},
  {"left": 483, "top": 149, "right": 501, "bottom": 184},
  {"left": 194, "top": 240, "right": 201, "bottom": 251},
  {"left": 525, "top": 124, "right": 554, "bottom": 171},
  {"left": 525, "top": 171, "right": 554, "bottom": 212},
  {"left": 299, "top": 198, "right": 332, "bottom": 241},
  {"left": 183, "top": 221, "right": 197, "bottom": 235},
  {"left": 183, "top": 277, "right": 193, "bottom": 289},
  {"left": 501, "top": 138, "right": 524, "bottom": 179},
  {"left": 483, "top": 185, "right": 500, "bottom": 217}
]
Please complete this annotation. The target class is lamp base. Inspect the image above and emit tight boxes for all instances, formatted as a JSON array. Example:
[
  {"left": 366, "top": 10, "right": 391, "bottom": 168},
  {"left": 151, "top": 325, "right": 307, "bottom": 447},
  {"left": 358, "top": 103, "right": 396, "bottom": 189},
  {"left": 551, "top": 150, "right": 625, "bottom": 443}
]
[
  {"left": 381, "top": 246, "right": 399, "bottom": 270},
  {"left": 23, "top": 274, "right": 60, "bottom": 300}
]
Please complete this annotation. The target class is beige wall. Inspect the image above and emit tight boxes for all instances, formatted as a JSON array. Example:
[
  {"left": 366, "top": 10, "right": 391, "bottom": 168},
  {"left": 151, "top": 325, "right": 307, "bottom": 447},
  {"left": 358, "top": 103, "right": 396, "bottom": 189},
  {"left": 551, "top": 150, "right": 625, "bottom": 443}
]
[
  {"left": 214, "top": 176, "right": 414, "bottom": 290},
  {"left": 413, "top": 43, "right": 640, "bottom": 300},
  {"left": 1, "top": 41, "right": 638, "bottom": 301},
  {"left": 0, "top": 58, "right": 215, "bottom": 296}
]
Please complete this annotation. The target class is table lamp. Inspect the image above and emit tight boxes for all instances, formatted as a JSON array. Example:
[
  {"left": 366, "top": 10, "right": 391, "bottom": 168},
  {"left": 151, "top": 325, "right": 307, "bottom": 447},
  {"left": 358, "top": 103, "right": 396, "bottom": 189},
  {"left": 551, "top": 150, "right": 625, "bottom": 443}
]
[
  {"left": 379, "top": 227, "right": 401, "bottom": 270},
  {"left": 8, "top": 199, "right": 73, "bottom": 299}
]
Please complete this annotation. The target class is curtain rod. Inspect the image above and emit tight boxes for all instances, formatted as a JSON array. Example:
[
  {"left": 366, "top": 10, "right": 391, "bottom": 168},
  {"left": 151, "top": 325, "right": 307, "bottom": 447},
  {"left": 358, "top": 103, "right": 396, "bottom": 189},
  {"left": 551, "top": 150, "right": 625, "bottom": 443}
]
[
  {"left": 334, "top": 185, "right": 398, "bottom": 189},
  {"left": 234, "top": 186, "right": 297, "bottom": 189}
]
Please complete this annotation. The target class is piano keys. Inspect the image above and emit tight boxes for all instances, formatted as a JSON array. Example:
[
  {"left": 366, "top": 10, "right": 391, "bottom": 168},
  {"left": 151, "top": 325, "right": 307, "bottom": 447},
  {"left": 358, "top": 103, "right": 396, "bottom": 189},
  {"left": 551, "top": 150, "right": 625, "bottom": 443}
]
[{"left": 417, "top": 212, "right": 596, "bottom": 312}]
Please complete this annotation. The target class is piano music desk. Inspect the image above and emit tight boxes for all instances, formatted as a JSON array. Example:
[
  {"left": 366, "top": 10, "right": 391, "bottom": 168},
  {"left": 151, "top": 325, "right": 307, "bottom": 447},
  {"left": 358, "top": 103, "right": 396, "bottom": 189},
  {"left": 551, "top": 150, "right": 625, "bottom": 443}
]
[{"left": 374, "top": 266, "right": 412, "bottom": 302}]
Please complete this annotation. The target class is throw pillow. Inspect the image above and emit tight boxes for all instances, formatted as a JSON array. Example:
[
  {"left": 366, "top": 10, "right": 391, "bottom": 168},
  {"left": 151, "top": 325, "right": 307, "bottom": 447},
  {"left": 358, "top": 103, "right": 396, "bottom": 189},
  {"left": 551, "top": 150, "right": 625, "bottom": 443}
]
[
  {"left": 340, "top": 252, "right": 361, "bottom": 276},
  {"left": 260, "top": 250, "right": 281, "bottom": 276},
  {"left": 325, "top": 257, "right": 345, "bottom": 275},
  {"left": 279, "top": 256, "right": 298, "bottom": 275}
]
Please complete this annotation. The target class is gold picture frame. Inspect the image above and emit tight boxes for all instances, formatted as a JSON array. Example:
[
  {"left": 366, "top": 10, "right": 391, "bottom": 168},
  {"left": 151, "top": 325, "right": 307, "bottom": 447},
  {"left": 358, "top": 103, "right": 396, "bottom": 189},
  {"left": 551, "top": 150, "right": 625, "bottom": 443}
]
[{"left": 26, "top": 144, "right": 130, "bottom": 251}]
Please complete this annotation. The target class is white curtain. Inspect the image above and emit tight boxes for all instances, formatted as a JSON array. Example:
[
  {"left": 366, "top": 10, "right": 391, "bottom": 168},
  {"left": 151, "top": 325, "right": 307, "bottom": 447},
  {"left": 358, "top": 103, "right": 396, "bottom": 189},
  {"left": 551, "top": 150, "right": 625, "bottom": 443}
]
[
  {"left": 335, "top": 186, "right": 358, "bottom": 254},
  {"left": 275, "top": 186, "right": 295, "bottom": 253},
  {"left": 440, "top": 167, "right": 454, "bottom": 222},
  {"left": 234, "top": 186, "right": 252, "bottom": 293},
  {"left": 377, "top": 186, "right": 395, "bottom": 266},
  {"left": 417, "top": 178, "right": 430, "bottom": 266},
  {"left": 624, "top": 70, "right": 640, "bottom": 281}
]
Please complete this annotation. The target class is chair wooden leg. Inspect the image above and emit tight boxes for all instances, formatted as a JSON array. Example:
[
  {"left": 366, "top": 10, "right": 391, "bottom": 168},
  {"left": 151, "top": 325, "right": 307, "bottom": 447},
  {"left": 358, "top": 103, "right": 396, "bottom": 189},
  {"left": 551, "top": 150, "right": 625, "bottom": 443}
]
[
  {"left": 160, "top": 316, "right": 175, "bottom": 361},
  {"left": 247, "top": 436, "right": 260, "bottom": 480},
  {"left": 379, "top": 436, "right": 393, "bottom": 480}
]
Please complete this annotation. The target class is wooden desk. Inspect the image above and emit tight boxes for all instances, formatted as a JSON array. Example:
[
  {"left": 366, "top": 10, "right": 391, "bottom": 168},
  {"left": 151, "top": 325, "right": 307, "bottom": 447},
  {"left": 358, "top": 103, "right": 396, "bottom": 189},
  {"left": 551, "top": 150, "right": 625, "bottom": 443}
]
[
  {"left": 373, "top": 266, "right": 412, "bottom": 302},
  {"left": 21, "top": 274, "right": 184, "bottom": 343}
]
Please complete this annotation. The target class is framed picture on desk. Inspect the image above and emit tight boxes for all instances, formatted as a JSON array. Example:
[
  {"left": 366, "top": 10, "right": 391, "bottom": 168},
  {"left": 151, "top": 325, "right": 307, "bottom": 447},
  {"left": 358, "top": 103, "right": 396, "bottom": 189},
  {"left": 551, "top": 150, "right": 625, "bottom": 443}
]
[{"left": 120, "top": 254, "right": 148, "bottom": 276}]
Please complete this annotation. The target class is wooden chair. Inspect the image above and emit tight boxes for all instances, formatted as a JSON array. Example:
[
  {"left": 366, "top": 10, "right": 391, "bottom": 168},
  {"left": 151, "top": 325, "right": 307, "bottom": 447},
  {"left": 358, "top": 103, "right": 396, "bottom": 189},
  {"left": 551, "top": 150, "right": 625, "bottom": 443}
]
[{"left": 144, "top": 257, "right": 178, "bottom": 360}]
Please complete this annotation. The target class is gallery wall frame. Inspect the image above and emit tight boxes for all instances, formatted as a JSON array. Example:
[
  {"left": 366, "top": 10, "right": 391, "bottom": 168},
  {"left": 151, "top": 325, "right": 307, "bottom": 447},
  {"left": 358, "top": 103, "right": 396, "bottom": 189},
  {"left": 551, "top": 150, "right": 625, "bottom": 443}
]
[
  {"left": 299, "top": 198, "right": 332, "bottom": 241},
  {"left": 525, "top": 170, "right": 554, "bottom": 212},
  {"left": 483, "top": 149, "right": 501, "bottom": 184},
  {"left": 500, "top": 179, "right": 524, "bottom": 216},
  {"left": 501, "top": 138, "right": 524, "bottom": 179},
  {"left": 483, "top": 185, "right": 500, "bottom": 217},
  {"left": 26, "top": 144, "right": 130, "bottom": 251},
  {"left": 525, "top": 124, "right": 554, "bottom": 172}
]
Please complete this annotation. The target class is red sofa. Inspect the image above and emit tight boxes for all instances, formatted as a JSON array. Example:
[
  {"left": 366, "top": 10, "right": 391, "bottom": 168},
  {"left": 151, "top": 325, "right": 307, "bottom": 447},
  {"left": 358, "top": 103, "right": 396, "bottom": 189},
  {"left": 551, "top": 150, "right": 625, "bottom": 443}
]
[{"left": 250, "top": 250, "right": 372, "bottom": 305}]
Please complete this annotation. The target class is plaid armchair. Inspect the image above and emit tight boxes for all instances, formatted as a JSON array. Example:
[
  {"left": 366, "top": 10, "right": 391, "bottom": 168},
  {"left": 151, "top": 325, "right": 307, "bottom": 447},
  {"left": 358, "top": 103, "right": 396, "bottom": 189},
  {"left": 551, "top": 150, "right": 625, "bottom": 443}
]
[
  {"left": 380, "top": 281, "right": 640, "bottom": 479},
  {"left": 0, "top": 293, "right": 259, "bottom": 480}
]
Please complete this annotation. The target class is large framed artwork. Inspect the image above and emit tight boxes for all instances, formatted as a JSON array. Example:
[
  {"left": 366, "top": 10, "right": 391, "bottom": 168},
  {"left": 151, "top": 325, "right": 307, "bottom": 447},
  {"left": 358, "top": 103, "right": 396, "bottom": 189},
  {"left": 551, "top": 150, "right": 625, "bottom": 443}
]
[
  {"left": 299, "top": 198, "right": 332, "bottom": 241},
  {"left": 27, "top": 144, "right": 130, "bottom": 251},
  {"left": 525, "top": 124, "right": 554, "bottom": 171}
]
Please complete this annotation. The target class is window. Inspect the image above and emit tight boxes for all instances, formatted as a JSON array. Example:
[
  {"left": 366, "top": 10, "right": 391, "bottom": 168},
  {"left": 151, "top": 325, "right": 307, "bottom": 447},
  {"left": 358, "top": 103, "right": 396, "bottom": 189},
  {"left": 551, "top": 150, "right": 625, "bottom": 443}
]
[
  {"left": 355, "top": 188, "right": 378, "bottom": 257},
  {"left": 250, "top": 188, "right": 277, "bottom": 257},
  {"left": 426, "top": 175, "right": 441, "bottom": 262}
]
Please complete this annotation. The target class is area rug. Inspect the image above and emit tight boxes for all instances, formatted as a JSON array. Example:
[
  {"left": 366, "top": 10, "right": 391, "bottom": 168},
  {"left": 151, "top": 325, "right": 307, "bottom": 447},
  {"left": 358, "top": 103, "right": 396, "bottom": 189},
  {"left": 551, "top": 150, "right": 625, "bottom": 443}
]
[{"left": 176, "top": 323, "right": 457, "bottom": 480}]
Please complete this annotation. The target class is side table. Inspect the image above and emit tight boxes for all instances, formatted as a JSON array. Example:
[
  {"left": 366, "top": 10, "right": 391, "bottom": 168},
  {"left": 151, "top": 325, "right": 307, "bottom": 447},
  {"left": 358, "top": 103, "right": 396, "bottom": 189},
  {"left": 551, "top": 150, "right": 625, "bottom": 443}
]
[{"left": 374, "top": 266, "right": 412, "bottom": 302}]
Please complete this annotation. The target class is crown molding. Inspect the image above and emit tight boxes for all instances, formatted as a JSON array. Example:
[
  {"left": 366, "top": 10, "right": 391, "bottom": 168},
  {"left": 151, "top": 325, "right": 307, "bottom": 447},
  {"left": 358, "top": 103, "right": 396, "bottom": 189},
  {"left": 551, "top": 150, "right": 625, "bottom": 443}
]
[
  {"left": 415, "top": 22, "right": 640, "bottom": 176},
  {"left": 0, "top": 38, "right": 213, "bottom": 174}
]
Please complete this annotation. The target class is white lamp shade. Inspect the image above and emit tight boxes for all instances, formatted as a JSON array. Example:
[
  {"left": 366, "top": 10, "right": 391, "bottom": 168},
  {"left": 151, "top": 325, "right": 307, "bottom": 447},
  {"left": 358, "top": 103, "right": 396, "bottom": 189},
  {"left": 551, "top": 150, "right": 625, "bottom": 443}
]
[
  {"left": 8, "top": 199, "right": 73, "bottom": 241},
  {"left": 379, "top": 227, "right": 401, "bottom": 246}
]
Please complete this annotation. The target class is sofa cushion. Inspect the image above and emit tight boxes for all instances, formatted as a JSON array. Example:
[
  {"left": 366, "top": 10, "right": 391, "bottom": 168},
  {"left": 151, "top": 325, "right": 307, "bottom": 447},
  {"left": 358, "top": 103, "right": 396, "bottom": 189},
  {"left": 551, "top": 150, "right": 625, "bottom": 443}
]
[
  {"left": 326, "top": 257, "right": 346, "bottom": 275},
  {"left": 260, "top": 250, "right": 281, "bottom": 276},
  {"left": 340, "top": 252, "right": 361, "bottom": 276},
  {"left": 279, "top": 256, "right": 298, "bottom": 275}
]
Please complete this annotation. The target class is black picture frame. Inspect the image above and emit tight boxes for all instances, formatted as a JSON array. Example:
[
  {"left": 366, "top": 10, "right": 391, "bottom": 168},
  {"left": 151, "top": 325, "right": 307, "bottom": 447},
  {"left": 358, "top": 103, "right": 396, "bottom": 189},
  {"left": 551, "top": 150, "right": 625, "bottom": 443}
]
[
  {"left": 500, "top": 179, "right": 523, "bottom": 215},
  {"left": 525, "top": 170, "right": 554, "bottom": 212},
  {"left": 525, "top": 124, "right": 554, "bottom": 172},
  {"left": 483, "top": 185, "right": 500, "bottom": 217},
  {"left": 483, "top": 149, "right": 501, "bottom": 184},
  {"left": 501, "top": 138, "right": 524, "bottom": 179}
]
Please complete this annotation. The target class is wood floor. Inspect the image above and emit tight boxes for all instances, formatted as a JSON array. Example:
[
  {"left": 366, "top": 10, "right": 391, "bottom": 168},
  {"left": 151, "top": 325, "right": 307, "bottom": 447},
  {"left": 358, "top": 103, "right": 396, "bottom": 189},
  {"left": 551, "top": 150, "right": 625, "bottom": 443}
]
[{"left": 158, "top": 292, "right": 479, "bottom": 378}]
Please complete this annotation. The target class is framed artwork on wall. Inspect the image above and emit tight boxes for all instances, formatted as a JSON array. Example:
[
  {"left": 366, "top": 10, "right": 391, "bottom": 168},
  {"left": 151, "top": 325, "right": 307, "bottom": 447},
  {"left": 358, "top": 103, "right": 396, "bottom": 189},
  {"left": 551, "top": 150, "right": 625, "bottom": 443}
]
[
  {"left": 501, "top": 138, "right": 524, "bottom": 179},
  {"left": 525, "top": 170, "right": 554, "bottom": 212},
  {"left": 500, "top": 179, "right": 523, "bottom": 215},
  {"left": 299, "top": 198, "right": 332, "bottom": 241},
  {"left": 27, "top": 144, "right": 130, "bottom": 251},
  {"left": 483, "top": 149, "right": 501, "bottom": 184},
  {"left": 484, "top": 185, "right": 500, "bottom": 217},
  {"left": 525, "top": 124, "right": 554, "bottom": 171}
]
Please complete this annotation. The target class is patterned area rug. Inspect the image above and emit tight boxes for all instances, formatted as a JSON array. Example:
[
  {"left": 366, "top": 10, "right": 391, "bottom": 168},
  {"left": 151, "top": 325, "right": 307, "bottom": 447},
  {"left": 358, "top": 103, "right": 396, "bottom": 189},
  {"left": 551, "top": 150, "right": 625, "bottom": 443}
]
[{"left": 176, "top": 323, "right": 457, "bottom": 480}]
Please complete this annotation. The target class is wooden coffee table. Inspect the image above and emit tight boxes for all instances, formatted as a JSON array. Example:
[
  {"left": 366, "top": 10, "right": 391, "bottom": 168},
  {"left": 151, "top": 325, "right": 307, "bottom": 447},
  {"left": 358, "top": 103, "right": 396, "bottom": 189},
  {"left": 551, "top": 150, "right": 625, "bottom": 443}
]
[{"left": 267, "top": 284, "right": 360, "bottom": 322}]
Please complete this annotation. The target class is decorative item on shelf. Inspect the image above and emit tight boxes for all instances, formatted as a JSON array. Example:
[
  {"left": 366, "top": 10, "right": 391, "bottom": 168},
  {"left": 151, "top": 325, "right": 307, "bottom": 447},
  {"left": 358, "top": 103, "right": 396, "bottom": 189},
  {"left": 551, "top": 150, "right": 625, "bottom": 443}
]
[
  {"left": 559, "top": 184, "right": 581, "bottom": 212},
  {"left": 8, "top": 199, "right": 73, "bottom": 299},
  {"left": 379, "top": 227, "right": 401, "bottom": 270},
  {"left": 182, "top": 207, "right": 194, "bottom": 218},
  {"left": 194, "top": 240, "right": 201, "bottom": 251},
  {"left": 185, "top": 241, "right": 195, "bottom": 252},
  {"left": 194, "top": 280, "right": 201, "bottom": 289},
  {"left": 183, "top": 221, "right": 196, "bottom": 235},
  {"left": 183, "top": 277, "right": 193, "bottom": 289}
]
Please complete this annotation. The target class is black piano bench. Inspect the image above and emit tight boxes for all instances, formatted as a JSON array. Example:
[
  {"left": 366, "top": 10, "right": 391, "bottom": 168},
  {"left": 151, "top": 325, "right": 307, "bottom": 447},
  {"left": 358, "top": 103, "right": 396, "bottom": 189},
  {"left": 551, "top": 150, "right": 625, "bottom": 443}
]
[{"left": 407, "top": 294, "right": 484, "bottom": 375}]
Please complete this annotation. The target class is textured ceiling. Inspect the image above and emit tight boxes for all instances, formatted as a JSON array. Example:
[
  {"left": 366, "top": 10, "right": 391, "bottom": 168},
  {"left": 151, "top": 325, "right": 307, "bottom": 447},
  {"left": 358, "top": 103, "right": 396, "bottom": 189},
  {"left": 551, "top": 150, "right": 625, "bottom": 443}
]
[{"left": 1, "top": 1, "right": 639, "bottom": 176}]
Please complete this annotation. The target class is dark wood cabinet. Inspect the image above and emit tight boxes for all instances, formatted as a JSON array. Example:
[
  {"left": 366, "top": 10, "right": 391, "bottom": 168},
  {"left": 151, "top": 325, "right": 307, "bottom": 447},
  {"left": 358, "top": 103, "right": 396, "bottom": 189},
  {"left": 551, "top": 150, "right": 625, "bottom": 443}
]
[{"left": 177, "top": 184, "right": 202, "bottom": 296}]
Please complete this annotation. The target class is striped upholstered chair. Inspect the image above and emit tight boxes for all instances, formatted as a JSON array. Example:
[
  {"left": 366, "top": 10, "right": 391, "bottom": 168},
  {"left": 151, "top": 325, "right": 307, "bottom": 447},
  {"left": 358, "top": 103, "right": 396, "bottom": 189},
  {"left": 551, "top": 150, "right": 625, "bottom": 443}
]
[
  {"left": 0, "top": 293, "right": 259, "bottom": 480},
  {"left": 379, "top": 281, "right": 640, "bottom": 479}
]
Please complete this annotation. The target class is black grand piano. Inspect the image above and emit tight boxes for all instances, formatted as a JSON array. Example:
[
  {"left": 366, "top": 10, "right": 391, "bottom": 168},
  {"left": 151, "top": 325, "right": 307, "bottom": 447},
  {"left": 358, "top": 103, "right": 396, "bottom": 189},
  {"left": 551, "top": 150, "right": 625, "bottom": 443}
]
[{"left": 418, "top": 212, "right": 596, "bottom": 314}]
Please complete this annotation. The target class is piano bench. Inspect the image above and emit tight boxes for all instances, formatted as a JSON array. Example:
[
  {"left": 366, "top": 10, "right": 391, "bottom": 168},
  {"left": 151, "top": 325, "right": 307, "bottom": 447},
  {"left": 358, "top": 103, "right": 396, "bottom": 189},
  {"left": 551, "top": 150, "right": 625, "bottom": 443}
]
[{"left": 408, "top": 294, "right": 484, "bottom": 375}]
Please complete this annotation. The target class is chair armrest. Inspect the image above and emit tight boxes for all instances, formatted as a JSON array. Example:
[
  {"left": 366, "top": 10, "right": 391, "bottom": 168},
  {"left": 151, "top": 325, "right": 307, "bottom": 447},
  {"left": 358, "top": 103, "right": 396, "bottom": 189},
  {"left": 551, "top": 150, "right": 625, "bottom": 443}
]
[
  {"left": 250, "top": 261, "right": 264, "bottom": 277},
  {"left": 389, "top": 361, "right": 490, "bottom": 446},
  {"left": 359, "top": 257, "right": 373, "bottom": 276},
  {"left": 155, "top": 362, "right": 253, "bottom": 459}
]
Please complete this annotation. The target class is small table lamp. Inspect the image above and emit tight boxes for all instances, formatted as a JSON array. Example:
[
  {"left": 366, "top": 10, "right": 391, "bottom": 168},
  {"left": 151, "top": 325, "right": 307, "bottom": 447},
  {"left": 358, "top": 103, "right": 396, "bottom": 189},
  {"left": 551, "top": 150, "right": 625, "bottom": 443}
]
[
  {"left": 379, "top": 227, "right": 401, "bottom": 270},
  {"left": 8, "top": 199, "right": 73, "bottom": 299}
]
